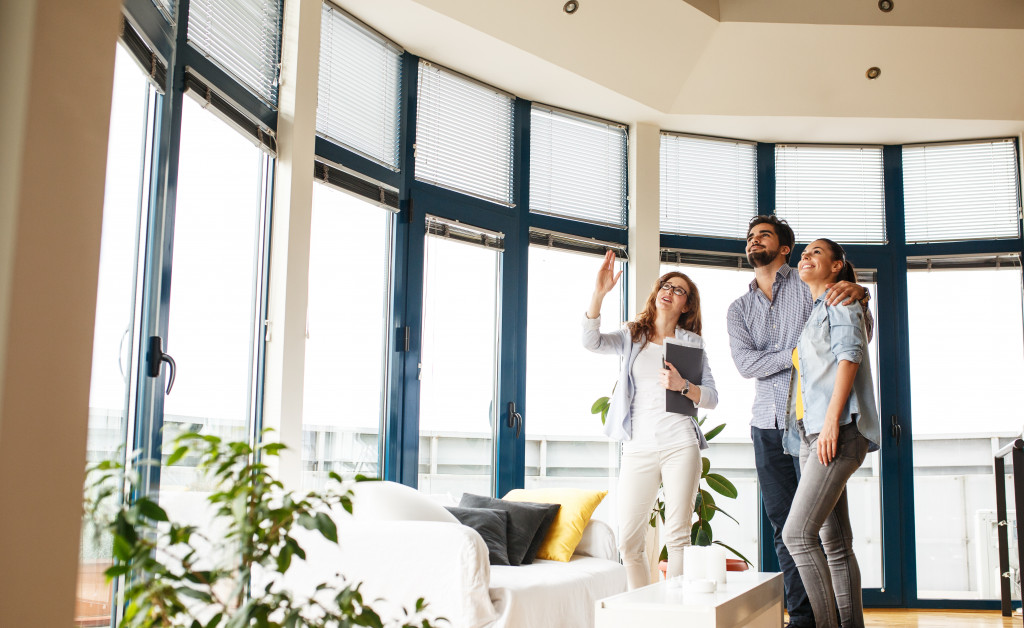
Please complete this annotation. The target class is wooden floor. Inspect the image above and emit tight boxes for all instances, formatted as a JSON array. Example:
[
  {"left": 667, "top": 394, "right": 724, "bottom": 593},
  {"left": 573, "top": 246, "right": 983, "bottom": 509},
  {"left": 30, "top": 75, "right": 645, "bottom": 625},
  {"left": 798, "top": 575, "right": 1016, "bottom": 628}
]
[{"left": 864, "top": 609, "right": 1020, "bottom": 627}]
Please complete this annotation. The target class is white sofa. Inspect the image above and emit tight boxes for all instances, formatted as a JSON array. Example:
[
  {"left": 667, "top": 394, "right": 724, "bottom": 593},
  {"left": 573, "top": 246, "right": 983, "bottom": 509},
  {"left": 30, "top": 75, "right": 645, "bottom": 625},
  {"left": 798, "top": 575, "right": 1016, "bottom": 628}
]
[{"left": 286, "top": 481, "right": 627, "bottom": 628}]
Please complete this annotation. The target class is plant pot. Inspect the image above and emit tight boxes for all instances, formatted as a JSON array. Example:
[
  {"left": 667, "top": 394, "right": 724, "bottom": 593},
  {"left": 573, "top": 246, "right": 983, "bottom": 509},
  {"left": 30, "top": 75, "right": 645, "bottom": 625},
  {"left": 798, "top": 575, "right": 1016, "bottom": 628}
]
[
  {"left": 659, "top": 560, "right": 668, "bottom": 578},
  {"left": 726, "top": 558, "right": 749, "bottom": 572}
]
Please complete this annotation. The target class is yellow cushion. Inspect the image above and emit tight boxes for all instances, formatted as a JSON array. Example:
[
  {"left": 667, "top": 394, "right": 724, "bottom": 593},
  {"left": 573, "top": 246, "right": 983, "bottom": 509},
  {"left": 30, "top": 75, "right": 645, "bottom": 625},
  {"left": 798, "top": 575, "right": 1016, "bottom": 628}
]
[{"left": 503, "top": 488, "right": 608, "bottom": 562}]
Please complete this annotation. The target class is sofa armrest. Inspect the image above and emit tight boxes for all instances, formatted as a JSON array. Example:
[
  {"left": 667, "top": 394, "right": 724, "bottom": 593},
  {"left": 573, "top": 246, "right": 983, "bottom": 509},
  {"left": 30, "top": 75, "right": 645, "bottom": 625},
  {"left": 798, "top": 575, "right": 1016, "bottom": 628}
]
[
  {"left": 286, "top": 519, "right": 498, "bottom": 628},
  {"left": 573, "top": 518, "right": 618, "bottom": 562}
]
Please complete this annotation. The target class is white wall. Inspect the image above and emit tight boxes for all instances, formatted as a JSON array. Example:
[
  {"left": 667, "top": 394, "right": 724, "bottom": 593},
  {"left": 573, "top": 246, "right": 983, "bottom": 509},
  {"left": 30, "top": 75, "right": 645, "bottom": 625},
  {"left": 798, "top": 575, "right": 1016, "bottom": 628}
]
[{"left": 0, "top": 0, "right": 121, "bottom": 624}]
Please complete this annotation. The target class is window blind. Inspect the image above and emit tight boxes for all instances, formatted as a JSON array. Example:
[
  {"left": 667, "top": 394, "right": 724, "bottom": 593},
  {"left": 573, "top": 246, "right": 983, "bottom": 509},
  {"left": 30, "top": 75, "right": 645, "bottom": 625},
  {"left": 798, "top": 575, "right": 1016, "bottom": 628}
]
[
  {"left": 183, "top": 72, "right": 277, "bottom": 154},
  {"left": 315, "top": 160, "right": 399, "bottom": 211},
  {"left": 153, "top": 0, "right": 175, "bottom": 22},
  {"left": 775, "top": 145, "right": 886, "bottom": 244},
  {"left": 907, "top": 253, "right": 1021, "bottom": 271},
  {"left": 121, "top": 15, "right": 167, "bottom": 92},
  {"left": 528, "top": 228, "right": 627, "bottom": 260},
  {"left": 426, "top": 215, "right": 504, "bottom": 252},
  {"left": 415, "top": 61, "right": 514, "bottom": 205},
  {"left": 903, "top": 139, "right": 1021, "bottom": 243},
  {"left": 530, "top": 106, "right": 627, "bottom": 227},
  {"left": 660, "top": 133, "right": 757, "bottom": 239},
  {"left": 187, "top": 0, "right": 282, "bottom": 105},
  {"left": 317, "top": 3, "right": 403, "bottom": 170}
]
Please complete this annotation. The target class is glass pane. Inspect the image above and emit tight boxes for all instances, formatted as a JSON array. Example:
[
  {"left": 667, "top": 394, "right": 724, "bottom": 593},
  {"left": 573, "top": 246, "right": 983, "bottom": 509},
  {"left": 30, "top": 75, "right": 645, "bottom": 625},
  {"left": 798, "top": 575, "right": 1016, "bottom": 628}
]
[
  {"left": 301, "top": 183, "right": 390, "bottom": 489},
  {"left": 159, "top": 96, "right": 265, "bottom": 544},
  {"left": 910, "top": 267, "right": 1024, "bottom": 599},
  {"left": 418, "top": 234, "right": 500, "bottom": 497},
  {"left": 77, "top": 44, "right": 153, "bottom": 628},
  {"left": 658, "top": 264, "right": 761, "bottom": 568},
  {"left": 525, "top": 247, "right": 623, "bottom": 524}
]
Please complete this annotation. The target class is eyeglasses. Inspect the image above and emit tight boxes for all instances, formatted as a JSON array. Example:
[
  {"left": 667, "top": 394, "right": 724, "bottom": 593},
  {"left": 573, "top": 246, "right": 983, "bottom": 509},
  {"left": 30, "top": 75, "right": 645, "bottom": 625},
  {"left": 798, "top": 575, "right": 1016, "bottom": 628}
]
[{"left": 659, "top": 282, "right": 688, "bottom": 298}]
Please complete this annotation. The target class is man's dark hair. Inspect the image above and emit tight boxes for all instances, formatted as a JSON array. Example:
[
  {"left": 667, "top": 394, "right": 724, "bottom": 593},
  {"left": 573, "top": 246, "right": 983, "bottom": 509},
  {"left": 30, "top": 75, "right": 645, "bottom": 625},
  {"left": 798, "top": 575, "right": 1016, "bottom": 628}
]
[{"left": 747, "top": 215, "right": 795, "bottom": 252}]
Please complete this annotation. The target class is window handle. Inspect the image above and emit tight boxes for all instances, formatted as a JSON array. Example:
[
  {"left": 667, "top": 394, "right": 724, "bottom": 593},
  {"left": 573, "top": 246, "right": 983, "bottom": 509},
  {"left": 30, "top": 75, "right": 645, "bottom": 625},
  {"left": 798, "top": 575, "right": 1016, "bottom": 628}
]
[
  {"left": 146, "top": 336, "right": 176, "bottom": 395},
  {"left": 890, "top": 415, "right": 902, "bottom": 446},
  {"left": 507, "top": 401, "right": 522, "bottom": 439}
]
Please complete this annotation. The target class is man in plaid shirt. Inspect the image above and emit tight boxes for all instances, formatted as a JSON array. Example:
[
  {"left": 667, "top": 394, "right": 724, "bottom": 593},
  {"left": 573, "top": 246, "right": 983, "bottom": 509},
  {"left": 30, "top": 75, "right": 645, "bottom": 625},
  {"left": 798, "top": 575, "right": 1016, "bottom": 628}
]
[{"left": 727, "top": 216, "right": 866, "bottom": 628}]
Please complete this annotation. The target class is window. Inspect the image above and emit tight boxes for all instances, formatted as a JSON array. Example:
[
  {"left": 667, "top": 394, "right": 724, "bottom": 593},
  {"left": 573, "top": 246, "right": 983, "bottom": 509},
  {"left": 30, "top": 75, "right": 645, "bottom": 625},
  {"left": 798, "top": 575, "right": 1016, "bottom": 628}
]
[
  {"left": 187, "top": 0, "right": 283, "bottom": 104},
  {"left": 775, "top": 145, "right": 886, "bottom": 244},
  {"left": 660, "top": 133, "right": 757, "bottom": 239},
  {"left": 77, "top": 44, "right": 156, "bottom": 628},
  {"left": 415, "top": 61, "right": 514, "bottom": 204},
  {"left": 525, "top": 241, "right": 624, "bottom": 523},
  {"left": 903, "top": 139, "right": 1021, "bottom": 243},
  {"left": 317, "top": 3, "right": 402, "bottom": 170},
  {"left": 908, "top": 262, "right": 1024, "bottom": 599},
  {"left": 301, "top": 182, "right": 392, "bottom": 488},
  {"left": 529, "top": 106, "right": 627, "bottom": 227}
]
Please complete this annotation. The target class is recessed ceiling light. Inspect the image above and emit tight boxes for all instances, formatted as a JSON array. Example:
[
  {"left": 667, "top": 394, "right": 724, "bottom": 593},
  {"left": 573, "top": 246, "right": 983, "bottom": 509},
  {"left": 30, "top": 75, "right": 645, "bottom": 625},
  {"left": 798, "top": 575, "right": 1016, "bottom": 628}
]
[
  {"left": 563, "top": 1, "right": 580, "bottom": 14},
  {"left": 866, "top": 67, "right": 882, "bottom": 80},
  {"left": 878, "top": 0, "right": 894, "bottom": 12}
]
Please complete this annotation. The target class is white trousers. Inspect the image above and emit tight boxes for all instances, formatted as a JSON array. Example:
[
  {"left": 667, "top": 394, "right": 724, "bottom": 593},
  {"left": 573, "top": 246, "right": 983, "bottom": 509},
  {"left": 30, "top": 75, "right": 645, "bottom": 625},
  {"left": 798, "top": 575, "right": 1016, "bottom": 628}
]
[{"left": 617, "top": 443, "right": 702, "bottom": 589}]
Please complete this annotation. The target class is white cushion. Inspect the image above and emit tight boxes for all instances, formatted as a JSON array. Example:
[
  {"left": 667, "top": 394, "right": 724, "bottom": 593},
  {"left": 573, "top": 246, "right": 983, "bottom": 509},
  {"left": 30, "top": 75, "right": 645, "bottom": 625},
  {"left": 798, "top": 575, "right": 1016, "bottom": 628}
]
[
  {"left": 349, "top": 480, "right": 459, "bottom": 523},
  {"left": 573, "top": 518, "right": 617, "bottom": 561}
]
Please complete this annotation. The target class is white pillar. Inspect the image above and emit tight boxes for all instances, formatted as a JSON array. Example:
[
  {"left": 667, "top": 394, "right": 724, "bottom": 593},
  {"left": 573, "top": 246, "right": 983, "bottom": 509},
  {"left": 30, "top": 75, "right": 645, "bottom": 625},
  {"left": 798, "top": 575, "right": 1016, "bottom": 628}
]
[
  {"left": 628, "top": 122, "right": 662, "bottom": 318},
  {"left": 0, "top": 0, "right": 121, "bottom": 625},
  {"left": 261, "top": 0, "right": 322, "bottom": 489}
]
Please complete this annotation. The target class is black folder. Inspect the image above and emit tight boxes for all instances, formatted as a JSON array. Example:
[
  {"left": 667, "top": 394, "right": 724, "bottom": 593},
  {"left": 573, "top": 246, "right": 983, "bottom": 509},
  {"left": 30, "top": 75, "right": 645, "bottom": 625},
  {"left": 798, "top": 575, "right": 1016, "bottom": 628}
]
[{"left": 663, "top": 341, "right": 704, "bottom": 416}]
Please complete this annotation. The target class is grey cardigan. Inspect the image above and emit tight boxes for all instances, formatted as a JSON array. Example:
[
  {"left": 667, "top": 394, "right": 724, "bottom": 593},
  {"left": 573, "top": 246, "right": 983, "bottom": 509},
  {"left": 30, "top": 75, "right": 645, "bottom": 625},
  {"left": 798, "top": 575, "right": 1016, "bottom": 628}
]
[{"left": 582, "top": 315, "right": 718, "bottom": 449}]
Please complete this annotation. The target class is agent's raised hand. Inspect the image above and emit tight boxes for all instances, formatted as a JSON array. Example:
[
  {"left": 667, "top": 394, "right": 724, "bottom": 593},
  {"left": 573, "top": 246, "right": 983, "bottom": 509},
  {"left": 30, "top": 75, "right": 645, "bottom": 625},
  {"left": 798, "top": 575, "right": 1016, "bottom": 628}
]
[{"left": 594, "top": 249, "right": 622, "bottom": 296}]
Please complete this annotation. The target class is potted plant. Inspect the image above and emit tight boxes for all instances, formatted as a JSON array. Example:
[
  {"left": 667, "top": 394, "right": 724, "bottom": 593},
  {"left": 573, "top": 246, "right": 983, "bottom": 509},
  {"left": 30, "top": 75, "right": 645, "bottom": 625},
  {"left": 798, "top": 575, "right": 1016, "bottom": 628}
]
[
  {"left": 591, "top": 396, "right": 751, "bottom": 571},
  {"left": 83, "top": 430, "right": 442, "bottom": 627}
]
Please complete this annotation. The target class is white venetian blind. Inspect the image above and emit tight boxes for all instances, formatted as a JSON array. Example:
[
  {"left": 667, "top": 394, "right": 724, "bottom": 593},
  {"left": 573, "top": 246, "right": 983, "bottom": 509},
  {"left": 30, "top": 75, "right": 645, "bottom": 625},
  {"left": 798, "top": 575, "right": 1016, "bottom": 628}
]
[
  {"left": 317, "top": 3, "right": 402, "bottom": 170},
  {"left": 530, "top": 106, "right": 627, "bottom": 227},
  {"left": 903, "top": 139, "right": 1021, "bottom": 243},
  {"left": 187, "top": 0, "right": 282, "bottom": 105},
  {"left": 660, "top": 133, "right": 757, "bottom": 239},
  {"left": 415, "top": 61, "right": 514, "bottom": 205},
  {"left": 775, "top": 145, "right": 886, "bottom": 244}
]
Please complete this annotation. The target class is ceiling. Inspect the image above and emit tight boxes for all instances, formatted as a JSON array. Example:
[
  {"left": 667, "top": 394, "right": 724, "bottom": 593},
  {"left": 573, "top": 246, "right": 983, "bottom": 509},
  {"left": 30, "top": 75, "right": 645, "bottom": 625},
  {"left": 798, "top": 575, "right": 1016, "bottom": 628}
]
[{"left": 334, "top": 0, "right": 1024, "bottom": 144}]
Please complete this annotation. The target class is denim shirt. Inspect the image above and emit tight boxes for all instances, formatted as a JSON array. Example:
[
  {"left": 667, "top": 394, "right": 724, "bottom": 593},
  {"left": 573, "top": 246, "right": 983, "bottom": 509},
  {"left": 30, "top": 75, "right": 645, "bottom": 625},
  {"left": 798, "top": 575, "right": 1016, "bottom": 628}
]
[
  {"left": 783, "top": 298, "right": 881, "bottom": 456},
  {"left": 582, "top": 315, "right": 718, "bottom": 450}
]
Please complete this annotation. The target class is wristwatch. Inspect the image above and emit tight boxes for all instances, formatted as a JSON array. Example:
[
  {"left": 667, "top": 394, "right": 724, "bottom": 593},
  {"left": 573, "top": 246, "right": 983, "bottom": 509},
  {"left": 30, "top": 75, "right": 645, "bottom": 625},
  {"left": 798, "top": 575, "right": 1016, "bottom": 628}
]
[{"left": 681, "top": 380, "right": 690, "bottom": 395}]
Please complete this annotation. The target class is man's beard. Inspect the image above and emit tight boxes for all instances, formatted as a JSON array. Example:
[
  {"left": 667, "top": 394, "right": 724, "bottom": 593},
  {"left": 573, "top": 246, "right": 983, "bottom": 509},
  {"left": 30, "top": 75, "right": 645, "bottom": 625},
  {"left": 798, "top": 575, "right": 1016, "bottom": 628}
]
[{"left": 747, "top": 247, "right": 779, "bottom": 268}]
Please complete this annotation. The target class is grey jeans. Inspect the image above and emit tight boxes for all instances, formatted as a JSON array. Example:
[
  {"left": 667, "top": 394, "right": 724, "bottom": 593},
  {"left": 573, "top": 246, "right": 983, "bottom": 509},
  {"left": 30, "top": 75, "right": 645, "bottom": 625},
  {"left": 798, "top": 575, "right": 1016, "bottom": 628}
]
[{"left": 782, "top": 421, "right": 870, "bottom": 628}]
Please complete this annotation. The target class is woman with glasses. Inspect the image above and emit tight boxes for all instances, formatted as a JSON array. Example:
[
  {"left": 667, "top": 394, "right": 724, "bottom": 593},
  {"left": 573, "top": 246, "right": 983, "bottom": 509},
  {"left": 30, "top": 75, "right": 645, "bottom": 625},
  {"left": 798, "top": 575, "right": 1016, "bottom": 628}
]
[
  {"left": 781, "top": 239, "right": 880, "bottom": 628},
  {"left": 583, "top": 250, "right": 718, "bottom": 589}
]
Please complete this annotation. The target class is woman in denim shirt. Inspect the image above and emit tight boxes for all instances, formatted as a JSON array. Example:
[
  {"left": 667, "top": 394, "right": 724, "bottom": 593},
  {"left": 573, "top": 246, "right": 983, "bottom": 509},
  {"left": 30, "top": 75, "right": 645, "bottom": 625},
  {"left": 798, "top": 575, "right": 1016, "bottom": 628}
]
[{"left": 781, "top": 239, "right": 880, "bottom": 628}]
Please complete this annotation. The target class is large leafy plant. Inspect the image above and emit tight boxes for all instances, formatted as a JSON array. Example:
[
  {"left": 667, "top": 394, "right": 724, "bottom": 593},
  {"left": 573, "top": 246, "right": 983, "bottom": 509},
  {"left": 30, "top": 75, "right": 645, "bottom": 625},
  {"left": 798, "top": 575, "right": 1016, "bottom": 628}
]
[
  {"left": 591, "top": 397, "right": 750, "bottom": 565},
  {"left": 83, "top": 431, "right": 441, "bottom": 628}
]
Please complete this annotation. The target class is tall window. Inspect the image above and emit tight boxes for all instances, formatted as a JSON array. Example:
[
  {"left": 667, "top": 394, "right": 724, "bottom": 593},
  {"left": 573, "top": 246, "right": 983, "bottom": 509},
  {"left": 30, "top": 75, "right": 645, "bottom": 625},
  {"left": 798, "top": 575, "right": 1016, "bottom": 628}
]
[
  {"left": 301, "top": 183, "right": 392, "bottom": 488},
  {"left": 903, "top": 139, "right": 1021, "bottom": 243},
  {"left": 77, "top": 44, "right": 156, "bottom": 628},
  {"left": 775, "top": 145, "right": 886, "bottom": 244},
  {"left": 525, "top": 241, "right": 624, "bottom": 523},
  {"left": 908, "top": 261, "right": 1024, "bottom": 599},
  {"left": 660, "top": 133, "right": 757, "bottom": 239},
  {"left": 529, "top": 106, "right": 627, "bottom": 227},
  {"left": 415, "top": 61, "right": 514, "bottom": 204},
  {"left": 317, "top": 3, "right": 402, "bottom": 170}
]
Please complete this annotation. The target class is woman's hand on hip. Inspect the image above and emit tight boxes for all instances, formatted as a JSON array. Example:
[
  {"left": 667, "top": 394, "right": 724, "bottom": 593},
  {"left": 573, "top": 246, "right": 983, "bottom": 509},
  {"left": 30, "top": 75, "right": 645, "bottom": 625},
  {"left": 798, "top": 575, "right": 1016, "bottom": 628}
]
[{"left": 817, "top": 418, "right": 840, "bottom": 466}]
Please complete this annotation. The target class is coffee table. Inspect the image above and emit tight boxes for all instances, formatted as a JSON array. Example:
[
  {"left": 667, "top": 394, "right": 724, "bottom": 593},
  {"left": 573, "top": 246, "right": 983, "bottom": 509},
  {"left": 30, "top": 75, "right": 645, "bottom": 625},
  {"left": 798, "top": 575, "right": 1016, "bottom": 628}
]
[{"left": 595, "top": 571, "right": 784, "bottom": 628}]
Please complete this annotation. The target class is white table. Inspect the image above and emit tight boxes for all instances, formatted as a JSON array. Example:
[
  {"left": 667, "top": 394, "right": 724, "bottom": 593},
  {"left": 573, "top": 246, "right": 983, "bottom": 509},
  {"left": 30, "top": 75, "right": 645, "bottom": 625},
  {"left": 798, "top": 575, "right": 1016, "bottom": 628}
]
[{"left": 595, "top": 571, "right": 784, "bottom": 628}]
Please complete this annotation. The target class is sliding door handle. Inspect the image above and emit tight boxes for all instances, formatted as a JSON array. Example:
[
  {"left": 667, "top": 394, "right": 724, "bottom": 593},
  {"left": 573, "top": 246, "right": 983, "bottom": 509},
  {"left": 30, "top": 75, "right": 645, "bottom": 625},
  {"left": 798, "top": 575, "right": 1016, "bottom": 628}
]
[
  {"left": 507, "top": 401, "right": 522, "bottom": 439},
  {"left": 146, "top": 336, "right": 176, "bottom": 395},
  {"left": 890, "top": 415, "right": 902, "bottom": 446}
]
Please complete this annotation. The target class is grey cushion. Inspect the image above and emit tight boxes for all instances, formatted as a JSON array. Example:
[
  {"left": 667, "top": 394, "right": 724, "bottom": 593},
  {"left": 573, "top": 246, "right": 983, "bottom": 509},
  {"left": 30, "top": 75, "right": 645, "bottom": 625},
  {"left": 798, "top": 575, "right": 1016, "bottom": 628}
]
[
  {"left": 519, "top": 502, "right": 560, "bottom": 564},
  {"left": 459, "top": 493, "right": 553, "bottom": 566},
  {"left": 445, "top": 506, "right": 510, "bottom": 566}
]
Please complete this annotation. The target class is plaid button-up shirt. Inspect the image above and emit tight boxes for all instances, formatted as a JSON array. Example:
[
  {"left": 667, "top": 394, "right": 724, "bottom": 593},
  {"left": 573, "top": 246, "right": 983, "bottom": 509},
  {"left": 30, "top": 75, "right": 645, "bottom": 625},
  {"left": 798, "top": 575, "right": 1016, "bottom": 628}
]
[{"left": 726, "top": 264, "right": 813, "bottom": 430}]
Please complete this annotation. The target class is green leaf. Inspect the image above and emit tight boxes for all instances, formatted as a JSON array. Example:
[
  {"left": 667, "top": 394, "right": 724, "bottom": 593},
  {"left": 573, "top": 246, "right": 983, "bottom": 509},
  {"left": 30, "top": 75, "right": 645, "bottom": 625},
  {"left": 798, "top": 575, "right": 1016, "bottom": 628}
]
[
  {"left": 112, "top": 535, "right": 134, "bottom": 562},
  {"left": 713, "top": 540, "right": 752, "bottom": 565},
  {"left": 104, "top": 563, "right": 130, "bottom": 580},
  {"left": 659, "top": 544, "right": 668, "bottom": 562},
  {"left": 137, "top": 498, "right": 169, "bottom": 522},
  {"left": 314, "top": 511, "right": 338, "bottom": 543},
  {"left": 600, "top": 407, "right": 608, "bottom": 425},
  {"left": 705, "top": 503, "right": 739, "bottom": 526},
  {"left": 262, "top": 442, "right": 286, "bottom": 456},
  {"left": 177, "top": 586, "right": 213, "bottom": 604},
  {"left": 697, "top": 415, "right": 708, "bottom": 427},
  {"left": 276, "top": 542, "right": 294, "bottom": 573},
  {"left": 590, "top": 396, "right": 610, "bottom": 414},
  {"left": 703, "top": 423, "right": 726, "bottom": 441},
  {"left": 701, "top": 457, "right": 710, "bottom": 478},
  {"left": 167, "top": 445, "right": 189, "bottom": 466},
  {"left": 705, "top": 473, "right": 738, "bottom": 499},
  {"left": 694, "top": 521, "right": 712, "bottom": 546}
]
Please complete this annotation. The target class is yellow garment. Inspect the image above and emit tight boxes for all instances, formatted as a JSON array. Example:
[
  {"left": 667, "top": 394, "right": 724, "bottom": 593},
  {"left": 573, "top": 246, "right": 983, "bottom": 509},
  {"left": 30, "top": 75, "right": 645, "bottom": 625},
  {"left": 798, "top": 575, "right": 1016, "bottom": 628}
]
[{"left": 792, "top": 347, "right": 803, "bottom": 421}]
